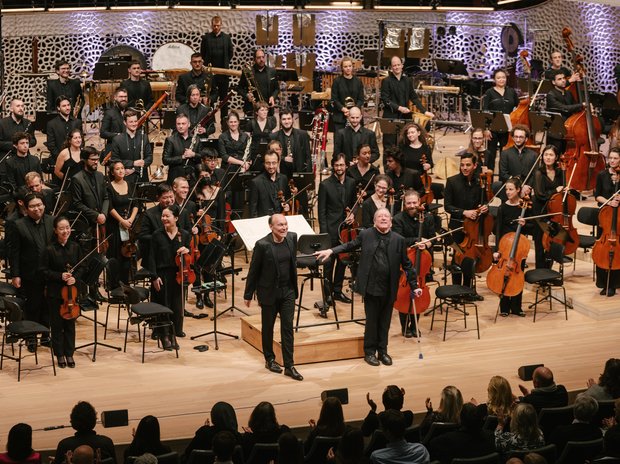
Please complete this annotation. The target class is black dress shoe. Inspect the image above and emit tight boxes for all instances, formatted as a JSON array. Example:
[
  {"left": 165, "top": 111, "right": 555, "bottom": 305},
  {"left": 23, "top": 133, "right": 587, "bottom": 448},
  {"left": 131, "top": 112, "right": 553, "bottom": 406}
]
[
  {"left": 57, "top": 356, "right": 67, "bottom": 368},
  {"left": 195, "top": 296, "right": 204, "bottom": 309},
  {"left": 66, "top": 356, "right": 75, "bottom": 368},
  {"left": 162, "top": 337, "right": 173, "bottom": 351},
  {"left": 379, "top": 353, "right": 393, "bottom": 366},
  {"left": 404, "top": 330, "right": 413, "bottom": 338},
  {"left": 184, "top": 310, "right": 194, "bottom": 317},
  {"left": 473, "top": 294, "right": 485, "bottom": 301},
  {"left": 177, "top": 331, "right": 186, "bottom": 338},
  {"left": 318, "top": 309, "right": 328, "bottom": 319},
  {"left": 265, "top": 360, "right": 283, "bottom": 373},
  {"left": 608, "top": 288, "right": 616, "bottom": 297},
  {"left": 284, "top": 366, "right": 303, "bottom": 381},
  {"left": 513, "top": 310, "right": 527, "bottom": 317},
  {"left": 333, "top": 292, "right": 352, "bottom": 304},
  {"left": 364, "top": 354, "right": 380, "bottom": 366},
  {"left": 204, "top": 294, "right": 214, "bottom": 308},
  {"left": 600, "top": 288, "right": 607, "bottom": 295}
]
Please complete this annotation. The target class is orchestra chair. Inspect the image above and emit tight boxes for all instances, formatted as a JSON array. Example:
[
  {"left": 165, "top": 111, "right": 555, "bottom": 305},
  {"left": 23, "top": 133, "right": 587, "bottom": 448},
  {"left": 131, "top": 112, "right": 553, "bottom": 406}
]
[
  {"left": 0, "top": 296, "right": 56, "bottom": 381},
  {"left": 556, "top": 439, "right": 604, "bottom": 464},
  {"left": 576, "top": 206, "right": 598, "bottom": 280},
  {"left": 121, "top": 284, "right": 178, "bottom": 363},
  {"left": 507, "top": 444, "right": 557, "bottom": 464},
  {"left": 187, "top": 446, "right": 244, "bottom": 464},
  {"left": 244, "top": 443, "right": 279, "bottom": 464},
  {"left": 525, "top": 242, "right": 571, "bottom": 322},
  {"left": 451, "top": 452, "right": 501, "bottom": 464},
  {"left": 295, "top": 233, "right": 338, "bottom": 331},
  {"left": 304, "top": 436, "right": 340, "bottom": 464},
  {"left": 430, "top": 276, "right": 479, "bottom": 341},
  {"left": 421, "top": 422, "right": 459, "bottom": 446},
  {"left": 592, "top": 399, "right": 615, "bottom": 427},
  {"left": 537, "top": 405, "right": 574, "bottom": 439},
  {"left": 364, "top": 429, "right": 388, "bottom": 456},
  {"left": 405, "top": 424, "right": 422, "bottom": 443}
]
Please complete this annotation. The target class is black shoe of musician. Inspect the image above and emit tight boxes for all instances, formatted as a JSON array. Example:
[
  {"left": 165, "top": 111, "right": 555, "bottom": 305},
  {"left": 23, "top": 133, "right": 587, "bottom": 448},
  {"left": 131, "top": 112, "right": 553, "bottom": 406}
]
[
  {"left": 177, "top": 331, "right": 186, "bottom": 338},
  {"left": 195, "top": 296, "right": 204, "bottom": 310},
  {"left": 600, "top": 288, "right": 607, "bottom": 295},
  {"left": 404, "top": 330, "right": 413, "bottom": 338},
  {"left": 473, "top": 294, "right": 485, "bottom": 301},
  {"left": 284, "top": 366, "right": 303, "bottom": 381},
  {"left": 608, "top": 288, "right": 616, "bottom": 297},
  {"left": 513, "top": 310, "right": 527, "bottom": 317},
  {"left": 364, "top": 354, "right": 380, "bottom": 366},
  {"left": 162, "top": 337, "right": 173, "bottom": 351},
  {"left": 66, "top": 356, "right": 75, "bottom": 368},
  {"left": 57, "top": 356, "right": 67, "bottom": 368},
  {"left": 333, "top": 292, "right": 352, "bottom": 304},
  {"left": 265, "top": 360, "right": 283, "bottom": 373},
  {"left": 379, "top": 353, "right": 393, "bottom": 366},
  {"left": 204, "top": 294, "right": 214, "bottom": 308},
  {"left": 184, "top": 310, "right": 195, "bottom": 318}
]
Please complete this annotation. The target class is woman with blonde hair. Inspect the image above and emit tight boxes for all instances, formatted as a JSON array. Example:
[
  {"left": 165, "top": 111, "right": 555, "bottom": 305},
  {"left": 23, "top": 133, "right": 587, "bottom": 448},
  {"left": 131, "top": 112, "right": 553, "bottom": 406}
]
[
  {"left": 420, "top": 385, "right": 463, "bottom": 438},
  {"left": 487, "top": 375, "right": 516, "bottom": 418},
  {"left": 495, "top": 403, "right": 544, "bottom": 454}
]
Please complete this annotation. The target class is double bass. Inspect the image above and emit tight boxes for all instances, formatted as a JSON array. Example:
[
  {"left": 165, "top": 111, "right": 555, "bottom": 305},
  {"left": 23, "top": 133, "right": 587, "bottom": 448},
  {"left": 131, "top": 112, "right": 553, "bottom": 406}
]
[
  {"left": 505, "top": 50, "right": 533, "bottom": 149},
  {"left": 561, "top": 27, "right": 605, "bottom": 192}
]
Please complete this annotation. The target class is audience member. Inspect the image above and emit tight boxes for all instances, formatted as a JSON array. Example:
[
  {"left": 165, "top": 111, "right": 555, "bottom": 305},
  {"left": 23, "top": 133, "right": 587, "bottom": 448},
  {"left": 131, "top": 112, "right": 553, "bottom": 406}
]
[
  {"left": 183, "top": 402, "right": 241, "bottom": 462},
  {"left": 523, "top": 453, "right": 548, "bottom": 464},
  {"left": 241, "top": 402, "right": 290, "bottom": 457},
  {"left": 519, "top": 367, "right": 569, "bottom": 413},
  {"left": 419, "top": 385, "right": 463, "bottom": 439},
  {"left": 304, "top": 397, "right": 346, "bottom": 454},
  {"left": 361, "top": 386, "right": 414, "bottom": 436},
  {"left": 582, "top": 358, "right": 620, "bottom": 400},
  {"left": 278, "top": 432, "right": 303, "bottom": 464},
  {"left": 132, "top": 454, "right": 157, "bottom": 464},
  {"left": 427, "top": 403, "right": 495, "bottom": 464},
  {"left": 603, "top": 398, "right": 620, "bottom": 430},
  {"left": 54, "top": 402, "right": 116, "bottom": 464},
  {"left": 123, "top": 415, "right": 171, "bottom": 463},
  {"left": 602, "top": 425, "right": 620, "bottom": 459},
  {"left": 474, "top": 375, "right": 516, "bottom": 421},
  {"left": 66, "top": 446, "right": 94, "bottom": 464},
  {"left": 549, "top": 395, "right": 602, "bottom": 456},
  {"left": 0, "top": 423, "right": 40, "bottom": 464},
  {"left": 370, "top": 410, "right": 430, "bottom": 464},
  {"left": 329, "top": 428, "right": 369, "bottom": 464},
  {"left": 212, "top": 431, "right": 236, "bottom": 464},
  {"left": 495, "top": 403, "right": 544, "bottom": 455}
]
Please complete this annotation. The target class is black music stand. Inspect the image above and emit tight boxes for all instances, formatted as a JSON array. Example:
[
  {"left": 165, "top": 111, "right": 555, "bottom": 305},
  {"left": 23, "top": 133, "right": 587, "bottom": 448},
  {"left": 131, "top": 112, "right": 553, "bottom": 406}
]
[
  {"left": 216, "top": 233, "right": 249, "bottom": 318},
  {"left": 378, "top": 117, "right": 408, "bottom": 142},
  {"left": 469, "top": 110, "right": 495, "bottom": 131},
  {"left": 291, "top": 172, "right": 314, "bottom": 191},
  {"left": 489, "top": 111, "right": 510, "bottom": 133},
  {"left": 275, "top": 68, "right": 299, "bottom": 82},
  {"left": 190, "top": 239, "right": 237, "bottom": 349},
  {"left": 531, "top": 111, "right": 564, "bottom": 141},
  {"left": 435, "top": 58, "right": 469, "bottom": 76}
]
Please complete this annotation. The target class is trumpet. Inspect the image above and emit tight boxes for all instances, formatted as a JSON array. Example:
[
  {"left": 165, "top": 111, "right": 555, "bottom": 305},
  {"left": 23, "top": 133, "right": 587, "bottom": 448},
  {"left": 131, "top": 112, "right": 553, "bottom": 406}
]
[{"left": 242, "top": 63, "right": 264, "bottom": 104}]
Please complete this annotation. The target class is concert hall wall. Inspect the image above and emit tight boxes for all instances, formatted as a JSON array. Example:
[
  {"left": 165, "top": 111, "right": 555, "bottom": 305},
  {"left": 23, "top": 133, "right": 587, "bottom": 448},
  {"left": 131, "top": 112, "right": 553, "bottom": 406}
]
[{"left": 0, "top": 0, "right": 618, "bottom": 115}]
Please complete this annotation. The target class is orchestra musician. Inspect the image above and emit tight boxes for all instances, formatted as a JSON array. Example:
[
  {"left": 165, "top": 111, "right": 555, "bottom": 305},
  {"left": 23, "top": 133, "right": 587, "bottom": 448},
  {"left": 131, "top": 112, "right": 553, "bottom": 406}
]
[
  {"left": 347, "top": 144, "right": 380, "bottom": 198},
  {"left": 110, "top": 109, "right": 153, "bottom": 183},
  {"left": 196, "top": 151, "right": 226, "bottom": 225},
  {"left": 139, "top": 183, "right": 175, "bottom": 268},
  {"left": 318, "top": 153, "right": 357, "bottom": 307},
  {"left": 121, "top": 60, "right": 154, "bottom": 110},
  {"left": 54, "top": 128, "right": 83, "bottom": 183},
  {"left": 40, "top": 216, "right": 85, "bottom": 369},
  {"left": 249, "top": 151, "right": 290, "bottom": 218},
  {"left": 498, "top": 124, "right": 537, "bottom": 198},
  {"left": 247, "top": 101, "right": 277, "bottom": 170},
  {"left": 482, "top": 68, "right": 519, "bottom": 174},
  {"left": 163, "top": 113, "right": 202, "bottom": 183},
  {"left": 175, "top": 53, "right": 211, "bottom": 106},
  {"left": 384, "top": 149, "right": 424, "bottom": 200},
  {"left": 594, "top": 147, "right": 620, "bottom": 297},
  {"left": 177, "top": 85, "right": 215, "bottom": 137},
  {"left": 466, "top": 128, "right": 492, "bottom": 175},
  {"left": 239, "top": 48, "right": 278, "bottom": 117},
  {"left": 100, "top": 87, "right": 128, "bottom": 156},
  {"left": 380, "top": 55, "right": 434, "bottom": 150},
  {"left": 147, "top": 204, "right": 192, "bottom": 347},
  {"left": 362, "top": 175, "right": 393, "bottom": 229},
  {"left": 271, "top": 108, "right": 311, "bottom": 178},
  {"left": 330, "top": 56, "right": 365, "bottom": 133},
  {"left": 5, "top": 131, "right": 41, "bottom": 190},
  {"left": 399, "top": 122, "right": 432, "bottom": 173},
  {"left": 46, "top": 96, "right": 82, "bottom": 168},
  {"left": 200, "top": 16, "right": 234, "bottom": 122},
  {"left": 218, "top": 111, "right": 251, "bottom": 172},
  {"left": 546, "top": 69, "right": 586, "bottom": 152},
  {"left": 25, "top": 171, "right": 55, "bottom": 213},
  {"left": 0, "top": 99, "right": 36, "bottom": 155},
  {"left": 544, "top": 51, "right": 579, "bottom": 83},
  {"left": 46, "top": 59, "right": 84, "bottom": 115},
  {"left": 9, "top": 192, "right": 55, "bottom": 351},
  {"left": 333, "top": 106, "right": 380, "bottom": 165}
]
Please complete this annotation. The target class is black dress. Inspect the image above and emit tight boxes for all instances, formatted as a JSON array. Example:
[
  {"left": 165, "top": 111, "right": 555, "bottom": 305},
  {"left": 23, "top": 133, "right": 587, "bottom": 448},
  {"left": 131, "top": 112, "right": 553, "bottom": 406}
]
[
  {"left": 594, "top": 169, "right": 620, "bottom": 291},
  {"left": 533, "top": 167, "right": 563, "bottom": 269},
  {"left": 106, "top": 181, "right": 136, "bottom": 288},
  {"left": 248, "top": 116, "right": 277, "bottom": 170},
  {"left": 400, "top": 143, "right": 433, "bottom": 172}
]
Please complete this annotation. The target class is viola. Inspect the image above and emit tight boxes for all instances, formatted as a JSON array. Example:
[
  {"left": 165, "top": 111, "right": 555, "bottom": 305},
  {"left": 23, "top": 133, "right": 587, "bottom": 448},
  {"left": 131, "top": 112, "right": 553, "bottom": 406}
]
[
  {"left": 592, "top": 174, "right": 620, "bottom": 271},
  {"left": 60, "top": 265, "right": 80, "bottom": 320},
  {"left": 486, "top": 197, "right": 531, "bottom": 297},
  {"left": 420, "top": 154, "right": 434, "bottom": 205},
  {"left": 175, "top": 232, "right": 196, "bottom": 286}
]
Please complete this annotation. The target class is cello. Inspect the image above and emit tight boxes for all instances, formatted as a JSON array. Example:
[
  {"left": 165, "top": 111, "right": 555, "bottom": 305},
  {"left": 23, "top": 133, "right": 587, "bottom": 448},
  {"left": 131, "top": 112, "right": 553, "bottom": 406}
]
[
  {"left": 592, "top": 170, "right": 620, "bottom": 293},
  {"left": 561, "top": 27, "right": 605, "bottom": 192}
]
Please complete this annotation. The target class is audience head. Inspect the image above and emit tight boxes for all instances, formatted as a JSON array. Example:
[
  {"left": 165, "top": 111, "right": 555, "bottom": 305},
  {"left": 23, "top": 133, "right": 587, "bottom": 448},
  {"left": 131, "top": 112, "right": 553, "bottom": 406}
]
[
  {"left": 439, "top": 385, "right": 463, "bottom": 423},
  {"left": 380, "top": 409, "right": 406, "bottom": 442},
  {"left": 6, "top": 423, "right": 34, "bottom": 462},
  {"left": 131, "top": 415, "right": 163, "bottom": 450},
  {"left": 211, "top": 401, "right": 238, "bottom": 432},
  {"left": 335, "top": 428, "right": 364, "bottom": 464},
  {"left": 316, "top": 397, "right": 345, "bottom": 435},
  {"left": 70, "top": 401, "right": 97, "bottom": 433},
  {"left": 532, "top": 367, "right": 555, "bottom": 388},
  {"left": 248, "top": 401, "right": 279, "bottom": 433},
  {"left": 573, "top": 395, "right": 598, "bottom": 422},
  {"left": 511, "top": 403, "right": 541, "bottom": 443},
  {"left": 383, "top": 385, "right": 405, "bottom": 411},
  {"left": 505, "top": 459, "right": 524, "bottom": 464},
  {"left": 277, "top": 432, "right": 302, "bottom": 464},
  {"left": 524, "top": 453, "right": 548, "bottom": 464},
  {"left": 133, "top": 454, "right": 157, "bottom": 464},
  {"left": 459, "top": 403, "right": 484, "bottom": 432},
  {"left": 71, "top": 445, "right": 94, "bottom": 464},
  {"left": 599, "top": 358, "right": 620, "bottom": 398},
  {"left": 487, "top": 375, "right": 514, "bottom": 417},
  {"left": 212, "top": 431, "right": 236, "bottom": 463}
]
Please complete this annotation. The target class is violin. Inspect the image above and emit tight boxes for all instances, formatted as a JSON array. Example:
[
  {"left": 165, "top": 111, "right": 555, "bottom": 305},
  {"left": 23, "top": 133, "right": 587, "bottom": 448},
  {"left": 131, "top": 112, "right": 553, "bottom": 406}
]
[
  {"left": 198, "top": 214, "right": 218, "bottom": 244},
  {"left": 60, "top": 265, "right": 80, "bottom": 320},
  {"left": 592, "top": 170, "right": 620, "bottom": 272},
  {"left": 338, "top": 179, "right": 372, "bottom": 261},
  {"left": 542, "top": 154, "right": 579, "bottom": 255},
  {"left": 96, "top": 224, "right": 109, "bottom": 254},
  {"left": 288, "top": 179, "right": 300, "bottom": 215},
  {"left": 394, "top": 207, "right": 432, "bottom": 315},
  {"left": 420, "top": 154, "right": 434, "bottom": 205},
  {"left": 486, "top": 197, "right": 532, "bottom": 297},
  {"left": 175, "top": 231, "right": 196, "bottom": 285},
  {"left": 277, "top": 190, "right": 289, "bottom": 215}
]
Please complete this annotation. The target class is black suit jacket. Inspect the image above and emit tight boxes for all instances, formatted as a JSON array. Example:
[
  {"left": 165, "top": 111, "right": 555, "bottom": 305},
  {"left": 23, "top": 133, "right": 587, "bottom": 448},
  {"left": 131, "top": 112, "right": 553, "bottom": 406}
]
[
  {"left": 138, "top": 204, "right": 193, "bottom": 264},
  {"left": 270, "top": 129, "right": 311, "bottom": 176},
  {"left": 100, "top": 107, "right": 125, "bottom": 144},
  {"left": 499, "top": 146, "right": 538, "bottom": 183},
  {"left": 175, "top": 72, "right": 210, "bottom": 105},
  {"left": 333, "top": 126, "right": 380, "bottom": 164},
  {"left": 109, "top": 131, "right": 153, "bottom": 182},
  {"left": 249, "top": 172, "right": 289, "bottom": 218},
  {"left": 70, "top": 170, "right": 110, "bottom": 225},
  {"left": 54, "top": 431, "right": 116, "bottom": 464},
  {"left": 9, "top": 214, "right": 55, "bottom": 280},
  {"left": 45, "top": 115, "right": 82, "bottom": 160},
  {"left": 46, "top": 78, "right": 83, "bottom": 113},
  {"left": 200, "top": 32, "right": 234, "bottom": 68},
  {"left": 331, "top": 227, "right": 416, "bottom": 301},
  {"left": 244, "top": 232, "right": 298, "bottom": 305},
  {"left": 521, "top": 384, "right": 569, "bottom": 413},
  {"left": 121, "top": 78, "right": 154, "bottom": 109},
  {"left": 0, "top": 116, "right": 36, "bottom": 152},
  {"left": 380, "top": 73, "right": 426, "bottom": 119},
  {"left": 5, "top": 154, "right": 42, "bottom": 189},
  {"left": 317, "top": 175, "right": 357, "bottom": 244},
  {"left": 163, "top": 131, "right": 201, "bottom": 183},
  {"left": 546, "top": 88, "right": 583, "bottom": 120},
  {"left": 330, "top": 75, "right": 365, "bottom": 125}
]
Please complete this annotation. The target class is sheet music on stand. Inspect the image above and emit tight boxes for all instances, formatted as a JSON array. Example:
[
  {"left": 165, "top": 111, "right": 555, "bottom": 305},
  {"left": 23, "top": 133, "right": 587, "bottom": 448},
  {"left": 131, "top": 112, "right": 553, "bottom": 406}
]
[{"left": 232, "top": 215, "right": 315, "bottom": 251}]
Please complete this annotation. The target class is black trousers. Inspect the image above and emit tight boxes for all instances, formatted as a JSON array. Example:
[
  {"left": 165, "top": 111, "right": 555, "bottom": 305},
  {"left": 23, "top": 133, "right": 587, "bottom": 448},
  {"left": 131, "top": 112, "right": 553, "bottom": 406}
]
[
  {"left": 398, "top": 311, "right": 419, "bottom": 334},
  {"left": 19, "top": 279, "right": 48, "bottom": 328},
  {"left": 488, "top": 131, "right": 508, "bottom": 174},
  {"left": 324, "top": 252, "right": 347, "bottom": 294},
  {"left": 48, "top": 298, "right": 76, "bottom": 357},
  {"left": 151, "top": 269, "right": 184, "bottom": 335},
  {"left": 260, "top": 287, "right": 295, "bottom": 368},
  {"left": 363, "top": 294, "right": 395, "bottom": 356},
  {"left": 500, "top": 292, "right": 523, "bottom": 314}
]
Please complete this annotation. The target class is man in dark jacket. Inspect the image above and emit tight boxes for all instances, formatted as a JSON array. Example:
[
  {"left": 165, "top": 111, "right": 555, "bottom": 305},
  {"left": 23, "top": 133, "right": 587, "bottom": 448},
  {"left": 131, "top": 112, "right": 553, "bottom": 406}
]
[{"left": 518, "top": 366, "right": 569, "bottom": 413}]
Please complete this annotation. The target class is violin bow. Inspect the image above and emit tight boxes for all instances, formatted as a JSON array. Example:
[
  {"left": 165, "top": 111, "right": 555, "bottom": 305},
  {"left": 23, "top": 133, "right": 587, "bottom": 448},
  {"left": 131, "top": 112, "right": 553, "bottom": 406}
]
[
  {"left": 344, "top": 173, "right": 376, "bottom": 223},
  {"left": 67, "top": 234, "right": 112, "bottom": 274},
  {"left": 52, "top": 169, "right": 71, "bottom": 217}
]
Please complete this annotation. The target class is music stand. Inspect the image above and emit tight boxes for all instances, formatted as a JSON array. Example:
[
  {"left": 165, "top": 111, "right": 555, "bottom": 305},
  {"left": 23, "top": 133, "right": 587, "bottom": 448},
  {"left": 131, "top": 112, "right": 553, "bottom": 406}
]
[
  {"left": 136, "top": 182, "right": 160, "bottom": 202},
  {"left": 275, "top": 68, "right": 299, "bottom": 82},
  {"left": 533, "top": 111, "right": 564, "bottom": 141},
  {"left": 469, "top": 110, "right": 495, "bottom": 131},
  {"left": 214, "top": 228, "right": 249, "bottom": 318},
  {"left": 291, "top": 172, "right": 315, "bottom": 191},
  {"left": 378, "top": 117, "right": 408, "bottom": 142},
  {"left": 435, "top": 58, "right": 469, "bottom": 76},
  {"left": 489, "top": 111, "right": 510, "bottom": 133},
  {"left": 190, "top": 239, "right": 237, "bottom": 349}
]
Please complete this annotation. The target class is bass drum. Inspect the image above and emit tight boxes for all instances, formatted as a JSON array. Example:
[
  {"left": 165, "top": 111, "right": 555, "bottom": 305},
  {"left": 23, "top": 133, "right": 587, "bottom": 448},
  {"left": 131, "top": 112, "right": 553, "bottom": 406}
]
[
  {"left": 152, "top": 42, "right": 195, "bottom": 77},
  {"left": 100, "top": 45, "right": 148, "bottom": 70}
]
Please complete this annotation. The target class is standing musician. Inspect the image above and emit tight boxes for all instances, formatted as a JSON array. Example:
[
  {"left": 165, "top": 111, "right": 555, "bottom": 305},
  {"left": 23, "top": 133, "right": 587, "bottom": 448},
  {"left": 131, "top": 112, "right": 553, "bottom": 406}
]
[
  {"left": 546, "top": 70, "right": 586, "bottom": 152},
  {"left": 147, "top": 204, "right": 191, "bottom": 347},
  {"left": 218, "top": 111, "right": 251, "bottom": 172},
  {"left": 316, "top": 208, "right": 420, "bottom": 367},
  {"left": 46, "top": 59, "right": 84, "bottom": 115},
  {"left": 54, "top": 128, "right": 83, "bottom": 184},
  {"left": 244, "top": 214, "right": 303, "bottom": 381},
  {"left": 25, "top": 171, "right": 55, "bottom": 213},
  {"left": 384, "top": 149, "right": 424, "bottom": 199},
  {"left": 0, "top": 99, "right": 36, "bottom": 154},
  {"left": 498, "top": 124, "right": 537, "bottom": 197},
  {"left": 196, "top": 152, "right": 226, "bottom": 223},
  {"left": 444, "top": 153, "right": 487, "bottom": 291},
  {"left": 172, "top": 177, "right": 200, "bottom": 233},
  {"left": 8, "top": 192, "right": 55, "bottom": 350},
  {"left": 594, "top": 147, "right": 620, "bottom": 297},
  {"left": 347, "top": 144, "right": 380, "bottom": 198},
  {"left": 392, "top": 190, "right": 435, "bottom": 337},
  {"left": 6, "top": 132, "right": 41, "bottom": 189},
  {"left": 544, "top": 51, "right": 578, "bottom": 83},
  {"left": 482, "top": 68, "right": 519, "bottom": 174},
  {"left": 40, "top": 216, "right": 85, "bottom": 369},
  {"left": 318, "top": 153, "right": 357, "bottom": 306},
  {"left": 333, "top": 107, "right": 380, "bottom": 165},
  {"left": 163, "top": 113, "right": 202, "bottom": 183},
  {"left": 380, "top": 56, "right": 434, "bottom": 151},
  {"left": 399, "top": 122, "right": 432, "bottom": 173},
  {"left": 362, "top": 175, "right": 393, "bottom": 229},
  {"left": 271, "top": 108, "right": 312, "bottom": 178},
  {"left": 177, "top": 85, "right": 215, "bottom": 137},
  {"left": 247, "top": 101, "right": 277, "bottom": 170},
  {"left": 330, "top": 56, "right": 365, "bottom": 133},
  {"left": 494, "top": 177, "right": 528, "bottom": 317},
  {"left": 200, "top": 16, "right": 234, "bottom": 122},
  {"left": 466, "top": 128, "right": 492, "bottom": 175},
  {"left": 139, "top": 183, "right": 175, "bottom": 267},
  {"left": 100, "top": 87, "right": 128, "bottom": 155},
  {"left": 121, "top": 61, "right": 154, "bottom": 110},
  {"left": 249, "top": 151, "right": 290, "bottom": 218},
  {"left": 175, "top": 53, "right": 211, "bottom": 106},
  {"left": 110, "top": 109, "right": 153, "bottom": 183},
  {"left": 239, "top": 48, "right": 278, "bottom": 117},
  {"left": 46, "top": 96, "right": 82, "bottom": 167},
  {"left": 106, "top": 160, "right": 139, "bottom": 290}
]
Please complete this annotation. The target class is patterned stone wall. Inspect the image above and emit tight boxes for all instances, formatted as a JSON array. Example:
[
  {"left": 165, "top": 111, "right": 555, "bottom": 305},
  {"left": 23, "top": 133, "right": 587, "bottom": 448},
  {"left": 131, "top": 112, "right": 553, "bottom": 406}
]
[{"left": 1, "top": 0, "right": 618, "bottom": 115}]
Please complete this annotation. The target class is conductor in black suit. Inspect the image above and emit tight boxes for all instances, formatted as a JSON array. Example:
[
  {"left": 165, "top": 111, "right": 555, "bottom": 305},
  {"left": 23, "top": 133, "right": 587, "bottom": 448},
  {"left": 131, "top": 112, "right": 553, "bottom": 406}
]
[
  {"left": 316, "top": 209, "right": 420, "bottom": 367},
  {"left": 244, "top": 214, "right": 303, "bottom": 381},
  {"left": 249, "top": 151, "right": 290, "bottom": 218}
]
